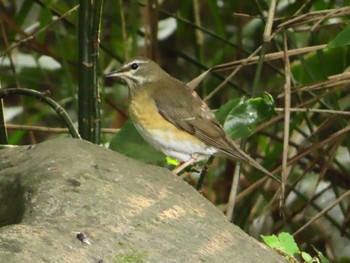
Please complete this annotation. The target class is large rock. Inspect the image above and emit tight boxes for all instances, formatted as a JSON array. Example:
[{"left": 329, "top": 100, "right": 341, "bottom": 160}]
[{"left": 0, "top": 138, "right": 285, "bottom": 263}]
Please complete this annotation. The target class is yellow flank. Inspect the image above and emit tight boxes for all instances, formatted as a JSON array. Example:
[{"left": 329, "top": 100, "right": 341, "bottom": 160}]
[{"left": 129, "top": 88, "right": 203, "bottom": 144}]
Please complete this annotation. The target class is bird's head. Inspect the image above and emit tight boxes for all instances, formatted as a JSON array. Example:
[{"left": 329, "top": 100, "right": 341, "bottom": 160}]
[{"left": 106, "top": 57, "right": 167, "bottom": 91}]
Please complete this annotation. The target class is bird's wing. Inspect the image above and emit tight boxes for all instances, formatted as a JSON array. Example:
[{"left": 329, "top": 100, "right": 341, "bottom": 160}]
[
  {"left": 151, "top": 79, "right": 249, "bottom": 162},
  {"left": 151, "top": 79, "right": 278, "bottom": 179}
]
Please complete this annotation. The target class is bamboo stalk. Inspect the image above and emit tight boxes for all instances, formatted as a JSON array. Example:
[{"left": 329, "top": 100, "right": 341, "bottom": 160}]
[
  {"left": 78, "top": 0, "right": 93, "bottom": 141},
  {"left": 91, "top": 0, "right": 104, "bottom": 144}
]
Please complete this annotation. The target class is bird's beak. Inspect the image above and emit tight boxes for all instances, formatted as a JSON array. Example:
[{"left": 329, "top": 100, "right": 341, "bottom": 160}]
[
  {"left": 105, "top": 70, "right": 122, "bottom": 79},
  {"left": 105, "top": 67, "right": 129, "bottom": 79}
]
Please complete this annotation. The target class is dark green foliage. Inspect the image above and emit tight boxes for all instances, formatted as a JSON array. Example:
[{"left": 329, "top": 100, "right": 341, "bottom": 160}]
[{"left": 216, "top": 93, "right": 275, "bottom": 139}]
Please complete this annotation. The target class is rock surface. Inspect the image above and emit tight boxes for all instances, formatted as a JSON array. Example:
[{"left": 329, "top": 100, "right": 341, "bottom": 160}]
[{"left": 0, "top": 138, "right": 285, "bottom": 263}]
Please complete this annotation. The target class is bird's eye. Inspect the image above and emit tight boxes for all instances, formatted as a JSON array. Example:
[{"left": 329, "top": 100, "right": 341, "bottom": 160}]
[{"left": 130, "top": 63, "right": 139, "bottom": 70}]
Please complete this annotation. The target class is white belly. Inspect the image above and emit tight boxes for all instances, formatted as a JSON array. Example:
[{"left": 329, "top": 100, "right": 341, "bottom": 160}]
[{"left": 133, "top": 122, "right": 217, "bottom": 162}]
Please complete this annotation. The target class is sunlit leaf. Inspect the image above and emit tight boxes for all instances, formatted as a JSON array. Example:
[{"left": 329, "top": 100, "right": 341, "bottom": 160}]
[
  {"left": 301, "top": 252, "right": 314, "bottom": 262},
  {"left": 278, "top": 232, "right": 300, "bottom": 255},
  {"left": 166, "top": 156, "right": 180, "bottom": 166},
  {"left": 261, "top": 232, "right": 300, "bottom": 256},
  {"left": 261, "top": 234, "right": 280, "bottom": 249}
]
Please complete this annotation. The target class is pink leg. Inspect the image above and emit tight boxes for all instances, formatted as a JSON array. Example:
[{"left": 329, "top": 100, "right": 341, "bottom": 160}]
[{"left": 172, "top": 156, "right": 197, "bottom": 175}]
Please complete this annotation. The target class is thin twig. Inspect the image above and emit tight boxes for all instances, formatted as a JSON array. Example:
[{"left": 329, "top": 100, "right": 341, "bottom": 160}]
[
  {"left": 0, "top": 19, "right": 20, "bottom": 88},
  {"left": 258, "top": 88, "right": 341, "bottom": 132},
  {"left": 294, "top": 22, "right": 347, "bottom": 32},
  {"left": 275, "top": 108, "right": 350, "bottom": 116},
  {"left": 211, "top": 44, "right": 327, "bottom": 72},
  {"left": 236, "top": 124, "right": 350, "bottom": 203},
  {"left": 6, "top": 124, "right": 119, "bottom": 134},
  {"left": 193, "top": 0, "right": 203, "bottom": 47},
  {"left": 277, "top": 6, "right": 350, "bottom": 30},
  {"left": 311, "top": 8, "right": 344, "bottom": 31},
  {"left": 0, "top": 95, "right": 7, "bottom": 144},
  {"left": 294, "top": 189, "right": 350, "bottom": 236},
  {"left": 118, "top": 0, "right": 128, "bottom": 59},
  {"left": 204, "top": 47, "right": 262, "bottom": 101},
  {"left": 293, "top": 78, "right": 350, "bottom": 94},
  {"left": 144, "top": 0, "right": 159, "bottom": 60},
  {"left": 248, "top": 179, "right": 274, "bottom": 222},
  {"left": 0, "top": 88, "right": 80, "bottom": 139},
  {"left": 308, "top": 142, "right": 340, "bottom": 214},
  {"left": 226, "top": 164, "right": 241, "bottom": 222},
  {"left": 281, "top": 32, "right": 291, "bottom": 210},
  {"left": 283, "top": 125, "right": 350, "bottom": 172},
  {"left": 0, "top": 5, "right": 79, "bottom": 58},
  {"left": 235, "top": 177, "right": 268, "bottom": 204},
  {"left": 294, "top": 0, "right": 313, "bottom": 16},
  {"left": 263, "top": 0, "right": 277, "bottom": 43}
]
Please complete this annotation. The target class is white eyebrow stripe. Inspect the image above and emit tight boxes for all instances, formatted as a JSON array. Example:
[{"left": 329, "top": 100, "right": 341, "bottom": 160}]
[{"left": 125, "top": 60, "right": 149, "bottom": 67}]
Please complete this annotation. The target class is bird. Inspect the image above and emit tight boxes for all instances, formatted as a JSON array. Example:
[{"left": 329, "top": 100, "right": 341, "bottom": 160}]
[{"left": 106, "top": 56, "right": 275, "bottom": 179}]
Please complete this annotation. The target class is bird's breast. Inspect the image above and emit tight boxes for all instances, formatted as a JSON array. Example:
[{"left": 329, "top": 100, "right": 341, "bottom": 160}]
[{"left": 129, "top": 88, "right": 194, "bottom": 140}]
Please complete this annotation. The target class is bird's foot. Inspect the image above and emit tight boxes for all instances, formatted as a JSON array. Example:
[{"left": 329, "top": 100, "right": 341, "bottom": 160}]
[{"left": 172, "top": 156, "right": 197, "bottom": 177}]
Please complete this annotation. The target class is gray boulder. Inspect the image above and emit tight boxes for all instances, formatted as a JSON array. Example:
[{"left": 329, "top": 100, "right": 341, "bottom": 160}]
[{"left": 0, "top": 138, "right": 285, "bottom": 263}]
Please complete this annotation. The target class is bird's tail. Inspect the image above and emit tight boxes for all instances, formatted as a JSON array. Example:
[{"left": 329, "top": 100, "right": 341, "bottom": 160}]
[{"left": 221, "top": 141, "right": 279, "bottom": 182}]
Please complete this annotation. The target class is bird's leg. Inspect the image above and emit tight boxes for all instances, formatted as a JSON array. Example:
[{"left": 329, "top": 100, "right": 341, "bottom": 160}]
[
  {"left": 196, "top": 156, "right": 214, "bottom": 190},
  {"left": 172, "top": 156, "right": 197, "bottom": 175}
]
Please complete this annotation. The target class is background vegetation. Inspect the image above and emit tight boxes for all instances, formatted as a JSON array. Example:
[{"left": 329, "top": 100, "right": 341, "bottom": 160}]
[{"left": 1, "top": 0, "right": 350, "bottom": 262}]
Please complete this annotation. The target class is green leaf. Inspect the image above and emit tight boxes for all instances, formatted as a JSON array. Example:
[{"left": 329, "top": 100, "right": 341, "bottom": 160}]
[
  {"left": 314, "top": 247, "right": 331, "bottom": 263},
  {"left": 215, "top": 97, "right": 242, "bottom": 125},
  {"left": 278, "top": 232, "right": 300, "bottom": 255},
  {"left": 166, "top": 157, "right": 180, "bottom": 166},
  {"left": 208, "top": 0, "right": 226, "bottom": 37},
  {"left": 291, "top": 46, "right": 350, "bottom": 84},
  {"left": 15, "top": 0, "right": 33, "bottom": 27},
  {"left": 261, "top": 232, "right": 300, "bottom": 256},
  {"left": 38, "top": 6, "right": 52, "bottom": 44},
  {"left": 109, "top": 120, "right": 166, "bottom": 163},
  {"left": 328, "top": 24, "right": 350, "bottom": 48},
  {"left": 301, "top": 251, "right": 314, "bottom": 262},
  {"left": 319, "top": 254, "right": 330, "bottom": 263},
  {"left": 261, "top": 234, "right": 280, "bottom": 249},
  {"left": 215, "top": 93, "right": 275, "bottom": 140}
]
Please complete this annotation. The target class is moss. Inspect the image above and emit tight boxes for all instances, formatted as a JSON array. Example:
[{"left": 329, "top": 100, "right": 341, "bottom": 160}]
[{"left": 114, "top": 253, "right": 145, "bottom": 263}]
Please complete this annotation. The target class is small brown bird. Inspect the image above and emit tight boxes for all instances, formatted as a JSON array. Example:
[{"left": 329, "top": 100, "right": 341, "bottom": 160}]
[{"left": 106, "top": 57, "right": 274, "bottom": 178}]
